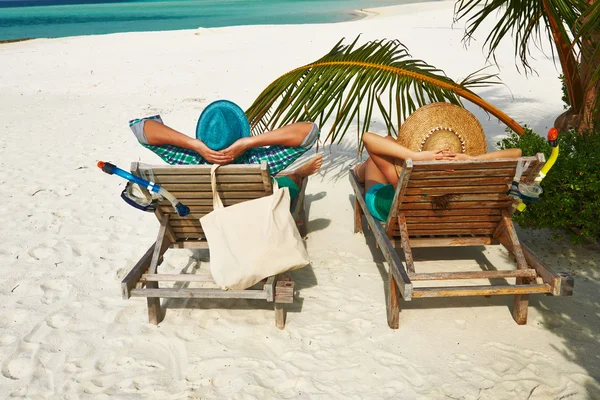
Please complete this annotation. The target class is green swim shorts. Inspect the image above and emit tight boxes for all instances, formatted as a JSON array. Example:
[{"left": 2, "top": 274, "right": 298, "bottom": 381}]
[
  {"left": 365, "top": 183, "right": 395, "bottom": 222},
  {"left": 273, "top": 176, "right": 300, "bottom": 200}
]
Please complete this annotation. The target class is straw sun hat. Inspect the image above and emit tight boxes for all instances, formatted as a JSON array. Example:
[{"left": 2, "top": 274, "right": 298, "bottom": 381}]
[{"left": 395, "top": 102, "right": 487, "bottom": 175}]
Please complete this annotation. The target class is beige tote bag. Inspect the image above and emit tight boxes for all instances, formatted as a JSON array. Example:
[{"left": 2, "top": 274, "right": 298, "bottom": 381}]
[{"left": 200, "top": 164, "right": 310, "bottom": 290}]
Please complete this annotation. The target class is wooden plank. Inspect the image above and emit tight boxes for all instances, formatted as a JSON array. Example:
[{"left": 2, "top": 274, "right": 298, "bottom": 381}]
[
  {"left": 404, "top": 236, "right": 498, "bottom": 248},
  {"left": 153, "top": 175, "right": 263, "bottom": 184},
  {"left": 158, "top": 199, "right": 251, "bottom": 209},
  {"left": 400, "top": 209, "right": 502, "bottom": 217},
  {"left": 260, "top": 161, "right": 273, "bottom": 195},
  {"left": 386, "top": 159, "right": 413, "bottom": 223},
  {"left": 493, "top": 214, "right": 530, "bottom": 325},
  {"left": 405, "top": 185, "right": 509, "bottom": 195},
  {"left": 168, "top": 184, "right": 266, "bottom": 195},
  {"left": 405, "top": 228, "right": 495, "bottom": 236},
  {"left": 147, "top": 214, "right": 172, "bottom": 325},
  {"left": 275, "top": 303, "right": 285, "bottom": 329},
  {"left": 290, "top": 176, "right": 308, "bottom": 237},
  {"left": 265, "top": 276, "right": 276, "bottom": 302},
  {"left": 499, "top": 211, "right": 528, "bottom": 270},
  {"left": 385, "top": 215, "right": 398, "bottom": 240},
  {"left": 410, "top": 167, "right": 519, "bottom": 179},
  {"left": 171, "top": 232, "right": 206, "bottom": 240},
  {"left": 387, "top": 272, "right": 400, "bottom": 329},
  {"left": 141, "top": 273, "right": 215, "bottom": 283},
  {"left": 170, "top": 220, "right": 204, "bottom": 227},
  {"left": 290, "top": 176, "right": 307, "bottom": 219},
  {"left": 502, "top": 241, "right": 563, "bottom": 295},
  {"left": 155, "top": 208, "right": 177, "bottom": 243},
  {"left": 412, "top": 157, "right": 534, "bottom": 171},
  {"left": 405, "top": 215, "right": 501, "bottom": 223},
  {"left": 408, "top": 176, "right": 512, "bottom": 187},
  {"left": 405, "top": 222, "right": 498, "bottom": 230},
  {"left": 397, "top": 214, "right": 415, "bottom": 274},
  {"left": 411, "top": 284, "right": 551, "bottom": 298},
  {"left": 156, "top": 191, "right": 268, "bottom": 199},
  {"left": 165, "top": 211, "right": 213, "bottom": 220},
  {"left": 274, "top": 279, "right": 294, "bottom": 303},
  {"left": 354, "top": 196, "right": 363, "bottom": 233},
  {"left": 121, "top": 244, "right": 155, "bottom": 300},
  {"left": 522, "top": 153, "right": 546, "bottom": 184},
  {"left": 131, "top": 288, "right": 269, "bottom": 299},
  {"left": 132, "top": 162, "right": 153, "bottom": 199},
  {"left": 409, "top": 269, "right": 538, "bottom": 281},
  {"left": 400, "top": 201, "right": 512, "bottom": 210},
  {"left": 171, "top": 241, "right": 209, "bottom": 249},
  {"left": 146, "top": 164, "right": 263, "bottom": 174},
  {"left": 171, "top": 227, "right": 205, "bottom": 234},
  {"left": 158, "top": 201, "right": 245, "bottom": 212},
  {"left": 149, "top": 215, "right": 172, "bottom": 275},
  {"left": 403, "top": 193, "right": 510, "bottom": 203},
  {"left": 349, "top": 171, "right": 413, "bottom": 300}
]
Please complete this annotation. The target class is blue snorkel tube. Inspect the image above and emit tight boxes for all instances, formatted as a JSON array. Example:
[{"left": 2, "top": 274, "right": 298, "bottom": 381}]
[{"left": 98, "top": 161, "right": 190, "bottom": 217}]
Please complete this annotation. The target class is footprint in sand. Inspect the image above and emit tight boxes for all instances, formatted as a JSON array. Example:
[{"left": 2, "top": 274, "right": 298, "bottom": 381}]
[
  {"left": 0, "top": 335, "right": 16, "bottom": 346},
  {"left": 2, "top": 357, "right": 32, "bottom": 380},
  {"left": 47, "top": 313, "right": 71, "bottom": 329},
  {"left": 27, "top": 245, "right": 57, "bottom": 261},
  {"left": 446, "top": 343, "right": 580, "bottom": 398},
  {"left": 374, "top": 351, "right": 430, "bottom": 391},
  {"left": 40, "top": 280, "right": 70, "bottom": 305},
  {"left": 175, "top": 326, "right": 204, "bottom": 342},
  {"left": 0, "top": 309, "right": 29, "bottom": 328}
]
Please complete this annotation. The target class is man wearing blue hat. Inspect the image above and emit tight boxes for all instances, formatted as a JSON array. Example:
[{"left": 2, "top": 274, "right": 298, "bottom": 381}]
[{"left": 129, "top": 100, "right": 322, "bottom": 199}]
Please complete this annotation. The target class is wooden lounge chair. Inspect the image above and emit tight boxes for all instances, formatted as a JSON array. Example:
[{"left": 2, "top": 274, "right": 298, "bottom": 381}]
[
  {"left": 349, "top": 154, "right": 574, "bottom": 329},
  {"left": 121, "top": 161, "right": 307, "bottom": 329}
]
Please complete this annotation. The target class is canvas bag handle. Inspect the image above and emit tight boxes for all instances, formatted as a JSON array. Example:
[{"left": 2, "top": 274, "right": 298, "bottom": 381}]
[
  {"left": 210, "top": 164, "right": 225, "bottom": 209},
  {"left": 210, "top": 164, "right": 278, "bottom": 210}
]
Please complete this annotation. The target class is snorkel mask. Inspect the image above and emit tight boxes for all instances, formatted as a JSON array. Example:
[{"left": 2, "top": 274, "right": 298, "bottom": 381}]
[
  {"left": 98, "top": 161, "right": 190, "bottom": 217},
  {"left": 509, "top": 128, "right": 559, "bottom": 212}
]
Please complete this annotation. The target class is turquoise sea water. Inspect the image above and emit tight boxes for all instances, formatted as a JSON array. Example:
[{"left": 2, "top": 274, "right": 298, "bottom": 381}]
[{"left": 0, "top": 0, "right": 430, "bottom": 41}]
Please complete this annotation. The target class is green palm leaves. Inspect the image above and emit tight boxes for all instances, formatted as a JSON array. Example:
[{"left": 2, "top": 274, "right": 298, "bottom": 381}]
[
  {"left": 454, "top": 0, "right": 600, "bottom": 128},
  {"left": 246, "top": 37, "right": 525, "bottom": 143},
  {"left": 455, "top": 0, "right": 584, "bottom": 72}
]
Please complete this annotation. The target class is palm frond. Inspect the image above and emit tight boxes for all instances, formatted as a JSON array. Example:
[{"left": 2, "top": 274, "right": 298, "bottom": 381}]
[
  {"left": 246, "top": 37, "right": 524, "bottom": 143},
  {"left": 454, "top": 0, "right": 586, "bottom": 73}
]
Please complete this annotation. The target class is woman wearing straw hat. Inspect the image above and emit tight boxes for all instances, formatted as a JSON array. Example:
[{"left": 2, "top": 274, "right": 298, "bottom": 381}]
[
  {"left": 353, "top": 103, "right": 522, "bottom": 222},
  {"left": 129, "top": 100, "right": 322, "bottom": 199}
]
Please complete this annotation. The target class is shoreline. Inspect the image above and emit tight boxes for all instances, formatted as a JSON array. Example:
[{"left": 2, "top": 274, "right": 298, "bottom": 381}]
[{"left": 0, "top": 0, "right": 448, "bottom": 42}]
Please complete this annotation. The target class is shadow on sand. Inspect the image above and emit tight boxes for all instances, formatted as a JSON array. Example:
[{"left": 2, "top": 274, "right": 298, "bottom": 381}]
[{"left": 349, "top": 191, "right": 600, "bottom": 393}]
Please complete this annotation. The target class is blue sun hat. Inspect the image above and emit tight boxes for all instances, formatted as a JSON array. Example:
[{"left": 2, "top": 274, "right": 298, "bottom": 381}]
[{"left": 196, "top": 100, "right": 251, "bottom": 150}]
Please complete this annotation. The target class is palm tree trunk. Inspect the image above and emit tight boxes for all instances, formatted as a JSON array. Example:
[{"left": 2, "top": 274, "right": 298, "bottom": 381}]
[
  {"left": 542, "top": 0, "right": 584, "bottom": 115},
  {"left": 577, "top": 0, "right": 600, "bottom": 131}
]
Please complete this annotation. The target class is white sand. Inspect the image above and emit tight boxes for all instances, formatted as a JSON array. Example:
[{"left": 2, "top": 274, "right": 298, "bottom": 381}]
[{"left": 1, "top": 1, "right": 599, "bottom": 398}]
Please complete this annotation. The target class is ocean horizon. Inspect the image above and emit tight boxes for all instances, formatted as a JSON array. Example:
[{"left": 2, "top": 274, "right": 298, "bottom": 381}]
[{"left": 0, "top": 0, "right": 433, "bottom": 41}]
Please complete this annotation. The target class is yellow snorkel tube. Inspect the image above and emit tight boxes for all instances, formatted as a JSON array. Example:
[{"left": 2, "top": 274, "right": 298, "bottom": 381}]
[
  {"left": 514, "top": 128, "right": 560, "bottom": 212},
  {"left": 536, "top": 127, "right": 560, "bottom": 182}
]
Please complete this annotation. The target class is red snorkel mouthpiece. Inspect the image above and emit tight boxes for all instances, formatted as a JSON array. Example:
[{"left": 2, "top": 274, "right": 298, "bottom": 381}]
[{"left": 548, "top": 128, "right": 559, "bottom": 147}]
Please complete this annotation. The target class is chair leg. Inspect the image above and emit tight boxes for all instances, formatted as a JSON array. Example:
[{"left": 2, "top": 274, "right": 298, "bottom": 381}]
[
  {"left": 387, "top": 272, "right": 400, "bottom": 329},
  {"left": 147, "top": 282, "right": 163, "bottom": 325},
  {"left": 512, "top": 277, "right": 529, "bottom": 325},
  {"left": 275, "top": 303, "right": 285, "bottom": 329},
  {"left": 354, "top": 197, "right": 363, "bottom": 233},
  {"left": 297, "top": 207, "right": 308, "bottom": 238}
]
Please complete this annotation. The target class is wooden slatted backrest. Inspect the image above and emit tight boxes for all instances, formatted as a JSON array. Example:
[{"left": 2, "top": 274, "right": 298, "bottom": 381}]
[
  {"left": 131, "top": 161, "right": 273, "bottom": 242},
  {"left": 387, "top": 154, "right": 545, "bottom": 238}
]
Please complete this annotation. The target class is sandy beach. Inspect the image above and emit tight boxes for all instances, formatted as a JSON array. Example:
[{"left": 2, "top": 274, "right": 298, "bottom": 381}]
[{"left": 1, "top": 1, "right": 599, "bottom": 398}]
